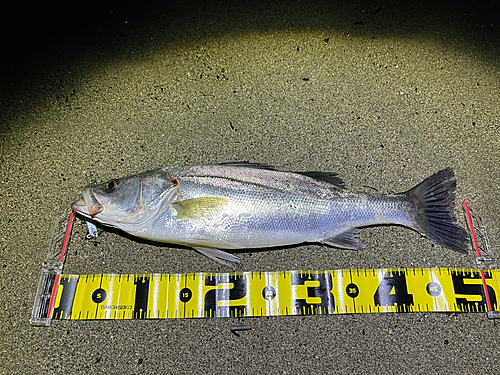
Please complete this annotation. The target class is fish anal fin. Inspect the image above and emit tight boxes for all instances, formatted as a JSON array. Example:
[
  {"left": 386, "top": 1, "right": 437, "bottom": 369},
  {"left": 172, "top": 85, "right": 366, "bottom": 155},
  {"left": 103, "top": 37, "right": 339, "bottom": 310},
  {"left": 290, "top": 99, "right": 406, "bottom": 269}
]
[
  {"left": 192, "top": 247, "right": 240, "bottom": 266},
  {"left": 172, "top": 197, "right": 228, "bottom": 219},
  {"left": 321, "top": 228, "right": 366, "bottom": 250}
]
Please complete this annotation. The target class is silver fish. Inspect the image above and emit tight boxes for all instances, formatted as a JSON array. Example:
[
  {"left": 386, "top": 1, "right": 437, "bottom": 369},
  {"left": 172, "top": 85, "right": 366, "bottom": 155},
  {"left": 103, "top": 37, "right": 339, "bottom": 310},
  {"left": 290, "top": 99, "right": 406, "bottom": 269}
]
[{"left": 71, "top": 163, "right": 467, "bottom": 264}]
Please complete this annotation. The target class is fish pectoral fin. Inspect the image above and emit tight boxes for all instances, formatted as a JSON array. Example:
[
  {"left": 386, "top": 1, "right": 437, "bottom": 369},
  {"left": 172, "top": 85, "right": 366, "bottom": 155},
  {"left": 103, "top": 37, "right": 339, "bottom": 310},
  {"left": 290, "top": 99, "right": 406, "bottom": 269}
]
[
  {"left": 172, "top": 197, "right": 229, "bottom": 219},
  {"left": 192, "top": 247, "right": 241, "bottom": 266},
  {"left": 321, "top": 228, "right": 366, "bottom": 250}
]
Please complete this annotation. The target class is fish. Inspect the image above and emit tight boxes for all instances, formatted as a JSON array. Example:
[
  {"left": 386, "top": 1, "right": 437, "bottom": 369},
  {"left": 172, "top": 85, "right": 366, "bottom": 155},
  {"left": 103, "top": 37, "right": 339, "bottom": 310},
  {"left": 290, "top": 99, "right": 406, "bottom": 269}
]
[{"left": 71, "top": 163, "right": 468, "bottom": 264}]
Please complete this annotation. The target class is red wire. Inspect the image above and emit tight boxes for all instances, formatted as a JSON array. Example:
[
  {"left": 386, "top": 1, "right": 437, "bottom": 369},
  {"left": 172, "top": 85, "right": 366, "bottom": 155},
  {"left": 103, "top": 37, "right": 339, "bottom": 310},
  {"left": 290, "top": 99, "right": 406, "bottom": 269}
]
[
  {"left": 462, "top": 202, "right": 493, "bottom": 313},
  {"left": 47, "top": 211, "right": 75, "bottom": 318},
  {"left": 59, "top": 211, "right": 74, "bottom": 262}
]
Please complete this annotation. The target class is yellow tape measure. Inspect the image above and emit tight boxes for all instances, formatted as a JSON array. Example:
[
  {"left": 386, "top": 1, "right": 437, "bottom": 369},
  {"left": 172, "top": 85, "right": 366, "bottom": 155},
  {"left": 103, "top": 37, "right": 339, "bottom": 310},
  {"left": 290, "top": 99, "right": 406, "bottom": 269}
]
[{"left": 50, "top": 268, "right": 500, "bottom": 320}]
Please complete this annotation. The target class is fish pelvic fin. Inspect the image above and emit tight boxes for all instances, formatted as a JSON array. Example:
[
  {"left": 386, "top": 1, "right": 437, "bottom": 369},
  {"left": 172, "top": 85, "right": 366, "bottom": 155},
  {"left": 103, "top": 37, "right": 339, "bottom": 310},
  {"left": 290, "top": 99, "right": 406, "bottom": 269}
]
[
  {"left": 404, "top": 168, "right": 468, "bottom": 253},
  {"left": 321, "top": 228, "right": 366, "bottom": 250},
  {"left": 172, "top": 197, "right": 229, "bottom": 219},
  {"left": 192, "top": 247, "right": 240, "bottom": 266}
]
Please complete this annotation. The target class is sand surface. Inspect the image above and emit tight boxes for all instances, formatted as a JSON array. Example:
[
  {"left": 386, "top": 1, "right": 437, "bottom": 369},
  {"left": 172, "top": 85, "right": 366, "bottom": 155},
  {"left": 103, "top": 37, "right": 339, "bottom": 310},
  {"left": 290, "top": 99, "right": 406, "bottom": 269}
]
[{"left": 1, "top": 1, "right": 499, "bottom": 373}]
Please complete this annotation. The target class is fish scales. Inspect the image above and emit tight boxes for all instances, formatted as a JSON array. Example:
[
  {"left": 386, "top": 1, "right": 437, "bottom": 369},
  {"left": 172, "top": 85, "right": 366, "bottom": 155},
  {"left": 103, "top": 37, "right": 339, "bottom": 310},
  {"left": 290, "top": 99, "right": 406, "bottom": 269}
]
[
  {"left": 165, "top": 169, "right": 334, "bottom": 248},
  {"left": 167, "top": 165, "right": 343, "bottom": 199}
]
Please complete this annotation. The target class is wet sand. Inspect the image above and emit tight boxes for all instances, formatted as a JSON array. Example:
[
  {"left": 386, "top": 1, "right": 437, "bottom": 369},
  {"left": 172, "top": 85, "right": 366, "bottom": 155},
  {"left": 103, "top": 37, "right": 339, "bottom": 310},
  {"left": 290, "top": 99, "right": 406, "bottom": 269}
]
[{"left": 1, "top": 1, "right": 499, "bottom": 373}]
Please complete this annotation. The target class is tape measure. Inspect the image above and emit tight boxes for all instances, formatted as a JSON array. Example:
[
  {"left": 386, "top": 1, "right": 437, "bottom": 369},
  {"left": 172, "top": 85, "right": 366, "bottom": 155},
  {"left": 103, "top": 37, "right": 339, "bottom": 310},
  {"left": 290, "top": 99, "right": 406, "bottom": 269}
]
[
  {"left": 49, "top": 268, "right": 499, "bottom": 321},
  {"left": 30, "top": 204, "right": 499, "bottom": 326}
]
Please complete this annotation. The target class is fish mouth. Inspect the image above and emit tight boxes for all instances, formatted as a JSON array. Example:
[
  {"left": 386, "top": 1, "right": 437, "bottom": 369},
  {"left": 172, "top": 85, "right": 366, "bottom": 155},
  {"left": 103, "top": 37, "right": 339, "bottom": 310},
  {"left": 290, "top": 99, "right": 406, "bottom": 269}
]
[
  {"left": 71, "top": 199, "right": 91, "bottom": 217},
  {"left": 72, "top": 188, "right": 103, "bottom": 217}
]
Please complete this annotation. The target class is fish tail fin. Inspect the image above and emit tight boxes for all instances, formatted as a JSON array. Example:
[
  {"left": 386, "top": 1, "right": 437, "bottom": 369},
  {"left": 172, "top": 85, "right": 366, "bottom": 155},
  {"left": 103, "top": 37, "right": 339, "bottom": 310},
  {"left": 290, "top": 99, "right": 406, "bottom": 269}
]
[{"left": 404, "top": 168, "right": 468, "bottom": 253}]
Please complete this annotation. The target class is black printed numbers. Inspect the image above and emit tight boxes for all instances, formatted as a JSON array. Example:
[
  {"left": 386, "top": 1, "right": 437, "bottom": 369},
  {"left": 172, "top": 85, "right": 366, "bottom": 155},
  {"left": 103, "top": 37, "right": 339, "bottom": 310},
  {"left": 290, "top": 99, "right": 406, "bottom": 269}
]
[
  {"left": 373, "top": 271, "right": 414, "bottom": 311},
  {"left": 204, "top": 275, "right": 248, "bottom": 317},
  {"left": 92, "top": 288, "right": 107, "bottom": 304},
  {"left": 426, "top": 282, "right": 441, "bottom": 297},
  {"left": 291, "top": 272, "right": 335, "bottom": 315},
  {"left": 346, "top": 283, "right": 359, "bottom": 298},
  {"left": 179, "top": 288, "right": 192, "bottom": 303},
  {"left": 451, "top": 271, "right": 497, "bottom": 312}
]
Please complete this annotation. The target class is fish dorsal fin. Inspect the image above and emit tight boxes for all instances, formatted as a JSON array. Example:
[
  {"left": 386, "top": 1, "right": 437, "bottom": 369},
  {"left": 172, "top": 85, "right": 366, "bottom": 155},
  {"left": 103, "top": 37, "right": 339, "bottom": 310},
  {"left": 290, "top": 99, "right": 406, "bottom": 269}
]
[
  {"left": 321, "top": 228, "right": 366, "bottom": 250},
  {"left": 172, "top": 197, "right": 228, "bottom": 219},
  {"left": 296, "top": 171, "right": 345, "bottom": 189},
  {"left": 219, "top": 163, "right": 345, "bottom": 188},
  {"left": 217, "top": 161, "right": 276, "bottom": 170}
]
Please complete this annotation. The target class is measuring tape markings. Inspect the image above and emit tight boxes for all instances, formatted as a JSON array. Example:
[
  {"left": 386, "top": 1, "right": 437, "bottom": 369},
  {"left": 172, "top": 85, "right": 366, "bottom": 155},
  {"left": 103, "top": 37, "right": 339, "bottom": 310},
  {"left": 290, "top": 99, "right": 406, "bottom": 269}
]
[{"left": 50, "top": 268, "right": 500, "bottom": 320}]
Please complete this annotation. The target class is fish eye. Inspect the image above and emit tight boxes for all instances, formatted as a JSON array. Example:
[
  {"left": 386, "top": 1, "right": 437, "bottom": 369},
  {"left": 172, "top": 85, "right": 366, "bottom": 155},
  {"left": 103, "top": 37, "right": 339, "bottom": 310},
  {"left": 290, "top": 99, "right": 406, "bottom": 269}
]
[{"left": 104, "top": 179, "right": 118, "bottom": 193}]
